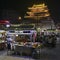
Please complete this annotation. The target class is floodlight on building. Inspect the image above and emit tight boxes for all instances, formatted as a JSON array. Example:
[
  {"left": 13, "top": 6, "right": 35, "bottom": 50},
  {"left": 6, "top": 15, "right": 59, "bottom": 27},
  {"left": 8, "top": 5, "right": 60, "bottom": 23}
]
[
  {"left": 19, "top": 17, "right": 21, "bottom": 19},
  {"left": 45, "top": 13, "right": 50, "bottom": 17}
]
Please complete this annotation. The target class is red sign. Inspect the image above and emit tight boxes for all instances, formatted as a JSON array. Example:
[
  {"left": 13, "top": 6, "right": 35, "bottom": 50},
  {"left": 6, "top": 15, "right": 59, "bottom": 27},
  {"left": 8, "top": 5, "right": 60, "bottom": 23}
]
[{"left": 0, "top": 20, "right": 10, "bottom": 24}]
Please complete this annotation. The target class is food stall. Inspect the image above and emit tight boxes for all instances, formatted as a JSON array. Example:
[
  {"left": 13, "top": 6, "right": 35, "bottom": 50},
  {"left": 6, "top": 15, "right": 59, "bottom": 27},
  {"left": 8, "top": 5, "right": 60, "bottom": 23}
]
[
  {"left": 6, "top": 30, "right": 43, "bottom": 57},
  {"left": 0, "top": 30, "right": 6, "bottom": 50}
]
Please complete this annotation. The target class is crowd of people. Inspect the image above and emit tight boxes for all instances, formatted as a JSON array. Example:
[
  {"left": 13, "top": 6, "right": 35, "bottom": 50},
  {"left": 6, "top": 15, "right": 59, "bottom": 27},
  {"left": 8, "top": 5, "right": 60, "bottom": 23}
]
[{"left": 36, "top": 32, "right": 57, "bottom": 47}]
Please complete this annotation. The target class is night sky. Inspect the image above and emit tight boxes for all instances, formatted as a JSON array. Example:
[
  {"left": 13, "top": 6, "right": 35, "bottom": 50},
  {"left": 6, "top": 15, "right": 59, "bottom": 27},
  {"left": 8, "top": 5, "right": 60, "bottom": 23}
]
[{"left": 0, "top": 0, "right": 60, "bottom": 23}]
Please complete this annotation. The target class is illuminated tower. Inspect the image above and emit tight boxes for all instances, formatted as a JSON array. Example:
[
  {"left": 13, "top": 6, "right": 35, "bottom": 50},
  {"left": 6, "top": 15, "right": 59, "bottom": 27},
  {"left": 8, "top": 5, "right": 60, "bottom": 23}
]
[
  {"left": 24, "top": 3, "right": 55, "bottom": 30},
  {"left": 25, "top": 3, "right": 50, "bottom": 19}
]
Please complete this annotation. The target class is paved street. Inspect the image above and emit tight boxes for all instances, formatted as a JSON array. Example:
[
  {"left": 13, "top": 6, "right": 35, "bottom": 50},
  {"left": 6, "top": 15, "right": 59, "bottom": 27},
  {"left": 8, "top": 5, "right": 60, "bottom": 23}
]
[
  {"left": 0, "top": 48, "right": 34, "bottom": 60},
  {"left": 0, "top": 50, "right": 34, "bottom": 60},
  {"left": 39, "top": 37, "right": 60, "bottom": 60},
  {"left": 0, "top": 37, "right": 60, "bottom": 60}
]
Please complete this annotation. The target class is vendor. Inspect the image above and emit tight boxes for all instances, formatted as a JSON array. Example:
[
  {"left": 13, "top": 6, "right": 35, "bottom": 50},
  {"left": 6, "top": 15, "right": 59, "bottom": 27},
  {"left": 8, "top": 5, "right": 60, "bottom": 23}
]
[{"left": 6, "top": 36, "right": 13, "bottom": 50}]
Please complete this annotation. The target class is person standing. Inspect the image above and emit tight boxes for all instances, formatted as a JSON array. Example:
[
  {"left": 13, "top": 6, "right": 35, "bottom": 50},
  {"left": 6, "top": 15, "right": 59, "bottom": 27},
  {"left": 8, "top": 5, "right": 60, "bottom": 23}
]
[{"left": 6, "top": 36, "right": 13, "bottom": 54}]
